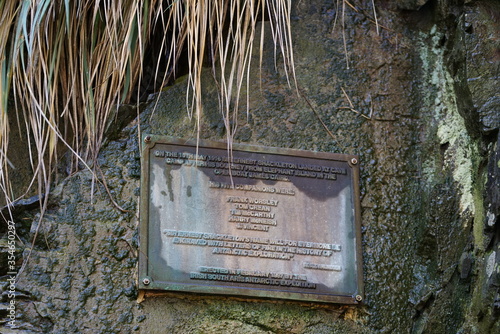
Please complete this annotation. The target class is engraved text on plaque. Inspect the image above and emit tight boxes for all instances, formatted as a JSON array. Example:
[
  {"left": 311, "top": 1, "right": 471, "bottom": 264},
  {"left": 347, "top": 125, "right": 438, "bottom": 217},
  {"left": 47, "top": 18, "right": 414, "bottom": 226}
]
[{"left": 139, "top": 136, "right": 363, "bottom": 304}]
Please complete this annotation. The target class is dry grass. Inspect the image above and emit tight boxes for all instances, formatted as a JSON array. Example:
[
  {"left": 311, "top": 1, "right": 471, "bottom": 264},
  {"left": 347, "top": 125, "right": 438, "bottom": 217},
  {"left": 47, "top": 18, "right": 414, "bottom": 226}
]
[
  {"left": 0, "top": 0, "right": 18, "bottom": 208},
  {"left": 156, "top": 0, "right": 296, "bottom": 148},
  {"left": 0, "top": 1, "right": 296, "bottom": 216}
]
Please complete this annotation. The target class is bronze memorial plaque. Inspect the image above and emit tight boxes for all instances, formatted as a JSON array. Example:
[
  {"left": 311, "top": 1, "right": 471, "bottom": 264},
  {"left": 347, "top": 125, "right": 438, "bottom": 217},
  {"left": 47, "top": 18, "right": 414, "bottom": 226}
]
[{"left": 139, "top": 135, "right": 363, "bottom": 304}]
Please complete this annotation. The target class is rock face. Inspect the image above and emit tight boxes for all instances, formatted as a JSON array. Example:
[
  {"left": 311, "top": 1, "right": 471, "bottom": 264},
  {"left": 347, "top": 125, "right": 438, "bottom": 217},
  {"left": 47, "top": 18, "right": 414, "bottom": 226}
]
[{"left": 1, "top": 0, "right": 499, "bottom": 333}]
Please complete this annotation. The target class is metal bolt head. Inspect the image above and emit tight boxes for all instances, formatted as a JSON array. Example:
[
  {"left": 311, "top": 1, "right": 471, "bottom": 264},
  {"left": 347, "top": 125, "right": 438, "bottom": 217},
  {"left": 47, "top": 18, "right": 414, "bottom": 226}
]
[
  {"left": 144, "top": 135, "right": 151, "bottom": 143},
  {"left": 355, "top": 295, "right": 363, "bottom": 302},
  {"left": 142, "top": 278, "right": 150, "bottom": 285},
  {"left": 351, "top": 158, "right": 358, "bottom": 165}
]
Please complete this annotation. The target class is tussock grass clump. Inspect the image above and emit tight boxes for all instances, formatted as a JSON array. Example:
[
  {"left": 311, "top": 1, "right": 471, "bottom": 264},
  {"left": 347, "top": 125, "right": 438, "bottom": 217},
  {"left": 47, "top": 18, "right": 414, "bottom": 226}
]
[{"left": 0, "top": 0, "right": 296, "bottom": 213}]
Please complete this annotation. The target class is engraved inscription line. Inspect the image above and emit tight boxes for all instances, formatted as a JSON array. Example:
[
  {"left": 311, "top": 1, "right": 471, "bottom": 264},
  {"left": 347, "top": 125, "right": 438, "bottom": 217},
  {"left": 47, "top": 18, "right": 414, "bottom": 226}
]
[
  {"left": 191, "top": 266, "right": 316, "bottom": 288},
  {"left": 210, "top": 182, "right": 296, "bottom": 196},
  {"left": 164, "top": 230, "right": 341, "bottom": 261},
  {"left": 154, "top": 150, "right": 347, "bottom": 181},
  {"left": 189, "top": 272, "right": 317, "bottom": 289}
]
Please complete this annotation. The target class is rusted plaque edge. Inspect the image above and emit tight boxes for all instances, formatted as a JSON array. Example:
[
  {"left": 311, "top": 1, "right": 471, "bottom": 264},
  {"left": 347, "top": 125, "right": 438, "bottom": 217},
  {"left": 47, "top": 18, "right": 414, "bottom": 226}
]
[{"left": 139, "top": 135, "right": 364, "bottom": 304}]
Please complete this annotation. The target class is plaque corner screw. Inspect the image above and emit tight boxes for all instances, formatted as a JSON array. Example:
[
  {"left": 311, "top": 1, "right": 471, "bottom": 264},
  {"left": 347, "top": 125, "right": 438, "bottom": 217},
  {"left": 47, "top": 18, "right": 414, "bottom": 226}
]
[
  {"left": 355, "top": 295, "right": 363, "bottom": 302},
  {"left": 350, "top": 158, "right": 358, "bottom": 165},
  {"left": 142, "top": 278, "right": 150, "bottom": 285},
  {"left": 144, "top": 135, "right": 151, "bottom": 143}
]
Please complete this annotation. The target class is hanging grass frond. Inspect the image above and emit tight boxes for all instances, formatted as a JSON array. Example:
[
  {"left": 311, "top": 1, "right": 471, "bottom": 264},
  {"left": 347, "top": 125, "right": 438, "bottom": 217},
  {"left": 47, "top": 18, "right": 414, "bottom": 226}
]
[
  {"left": 0, "top": 0, "right": 19, "bottom": 207},
  {"left": 155, "top": 0, "right": 296, "bottom": 146},
  {"left": 1, "top": 1, "right": 159, "bottom": 207},
  {"left": 0, "top": 0, "right": 296, "bottom": 210}
]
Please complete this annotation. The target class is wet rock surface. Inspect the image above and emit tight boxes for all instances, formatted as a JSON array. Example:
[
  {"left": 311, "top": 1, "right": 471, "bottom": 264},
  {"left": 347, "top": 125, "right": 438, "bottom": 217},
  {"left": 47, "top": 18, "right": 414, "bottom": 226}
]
[{"left": 1, "top": 0, "right": 499, "bottom": 333}]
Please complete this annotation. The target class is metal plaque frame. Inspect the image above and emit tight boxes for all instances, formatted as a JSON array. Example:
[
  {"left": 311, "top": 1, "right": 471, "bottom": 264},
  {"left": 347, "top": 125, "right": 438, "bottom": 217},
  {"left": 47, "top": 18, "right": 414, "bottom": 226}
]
[{"left": 139, "top": 135, "right": 363, "bottom": 304}]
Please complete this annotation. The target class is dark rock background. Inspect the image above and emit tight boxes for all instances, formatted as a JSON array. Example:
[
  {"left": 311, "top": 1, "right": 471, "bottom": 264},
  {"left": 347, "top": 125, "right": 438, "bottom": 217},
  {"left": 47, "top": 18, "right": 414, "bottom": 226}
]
[{"left": 1, "top": 0, "right": 499, "bottom": 333}]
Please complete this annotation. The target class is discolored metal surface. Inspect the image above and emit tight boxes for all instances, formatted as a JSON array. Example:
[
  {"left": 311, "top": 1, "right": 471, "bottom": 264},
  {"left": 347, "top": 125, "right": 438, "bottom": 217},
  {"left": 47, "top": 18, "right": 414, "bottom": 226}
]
[{"left": 139, "top": 135, "right": 363, "bottom": 304}]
